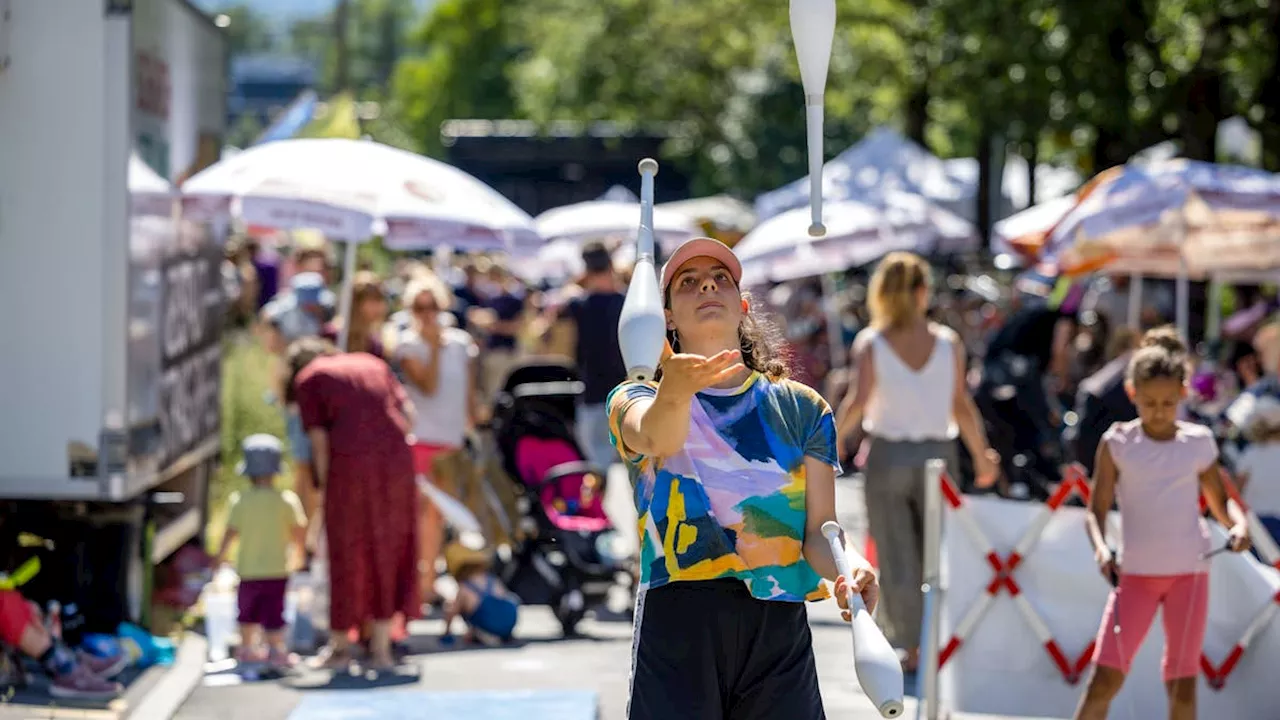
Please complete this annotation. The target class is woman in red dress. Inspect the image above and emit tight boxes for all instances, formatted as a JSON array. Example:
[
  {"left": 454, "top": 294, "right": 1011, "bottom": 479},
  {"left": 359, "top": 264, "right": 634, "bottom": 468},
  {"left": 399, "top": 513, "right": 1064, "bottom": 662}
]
[{"left": 288, "top": 338, "right": 419, "bottom": 669}]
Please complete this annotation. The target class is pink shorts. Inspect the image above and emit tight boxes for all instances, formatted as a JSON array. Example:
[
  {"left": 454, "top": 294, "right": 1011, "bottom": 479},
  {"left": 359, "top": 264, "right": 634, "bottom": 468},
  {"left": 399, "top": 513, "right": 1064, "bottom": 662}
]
[
  {"left": 411, "top": 443, "right": 455, "bottom": 478},
  {"left": 1092, "top": 573, "right": 1209, "bottom": 681}
]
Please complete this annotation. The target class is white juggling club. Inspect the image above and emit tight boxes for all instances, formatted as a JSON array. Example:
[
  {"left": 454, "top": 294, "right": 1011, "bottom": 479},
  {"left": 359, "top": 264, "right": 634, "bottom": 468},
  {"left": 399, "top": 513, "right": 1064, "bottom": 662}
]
[
  {"left": 618, "top": 158, "right": 668, "bottom": 382},
  {"left": 790, "top": 0, "right": 836, "bottom": 237},
  {"left": 821, "top": 521, "right": 905, "bottom": 718}
]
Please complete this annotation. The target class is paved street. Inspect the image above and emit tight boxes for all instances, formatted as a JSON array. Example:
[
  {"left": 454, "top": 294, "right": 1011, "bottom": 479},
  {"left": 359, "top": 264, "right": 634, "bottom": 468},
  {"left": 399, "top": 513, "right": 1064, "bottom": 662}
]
[{"left": 175, "top": 473, "right": 1045, "bottom": 720}]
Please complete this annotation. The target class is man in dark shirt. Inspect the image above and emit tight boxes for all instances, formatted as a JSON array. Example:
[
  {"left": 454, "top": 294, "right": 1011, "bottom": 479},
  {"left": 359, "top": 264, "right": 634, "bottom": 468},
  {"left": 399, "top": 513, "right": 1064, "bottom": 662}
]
[
  {"left": 975, "top": 274, "right": 1080, "bottom": 498},
  {"left": 451, "top": 259, "right": 483, "bottom": 332},
  {"left": 543, "top": 241, "right": 628, "bottom": 469},
  {"left": 1065, "top": 330, "right": 1139, "bottom": 473},
  {"left": 477, "top": 262, "right": 527, "bottom": 398}
]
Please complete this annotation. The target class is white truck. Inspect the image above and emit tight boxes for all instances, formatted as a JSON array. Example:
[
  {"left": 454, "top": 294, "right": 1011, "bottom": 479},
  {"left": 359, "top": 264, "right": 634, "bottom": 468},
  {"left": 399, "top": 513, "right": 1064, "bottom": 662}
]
[{"left": 0, "top": 0, "right": 227, "bottom": 631}]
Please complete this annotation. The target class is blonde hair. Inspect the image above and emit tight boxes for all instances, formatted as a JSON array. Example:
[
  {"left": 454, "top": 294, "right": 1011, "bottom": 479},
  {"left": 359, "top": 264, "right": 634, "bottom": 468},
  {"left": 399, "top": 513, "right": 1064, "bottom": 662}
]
[
  {"left": 347, "top": 271, "right": 385, "bottom": 353},
  {"left": 868, "top": 251, "right": 931, "bottom": 330},
  {"left": 403, "top": 274, "right": 454, "bottom": 312}
]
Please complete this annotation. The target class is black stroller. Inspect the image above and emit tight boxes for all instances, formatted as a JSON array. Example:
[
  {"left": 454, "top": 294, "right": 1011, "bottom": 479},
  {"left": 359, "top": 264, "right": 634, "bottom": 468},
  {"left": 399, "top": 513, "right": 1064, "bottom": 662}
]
[{"left": 488, "top": 359, "right": 634, "bottom": 635}]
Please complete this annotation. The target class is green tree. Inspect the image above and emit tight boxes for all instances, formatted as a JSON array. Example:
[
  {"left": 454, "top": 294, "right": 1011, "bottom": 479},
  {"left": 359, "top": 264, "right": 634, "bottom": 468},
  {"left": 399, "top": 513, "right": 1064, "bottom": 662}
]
[
  {"left": 392, "top": 0, "right": 521, "bottom": 155},
  {"left": 218, "top": 4, "right": 277, "bottom": 56},
  {"left": 226, "top": 112, "right": 264, "bottom": 149},
  {"left": 286, "top": 0, "right": 421, "bottom": 97}
]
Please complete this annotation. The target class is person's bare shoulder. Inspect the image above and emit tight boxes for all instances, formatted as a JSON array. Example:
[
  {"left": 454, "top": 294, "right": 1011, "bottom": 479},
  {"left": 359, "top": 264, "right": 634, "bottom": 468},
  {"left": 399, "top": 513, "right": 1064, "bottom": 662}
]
[
  {"left": 930, "top": 322, "right": 961, "bottom": 344},
  {"left": 851, "top": 327, "right": 878, "bottom": 355}
]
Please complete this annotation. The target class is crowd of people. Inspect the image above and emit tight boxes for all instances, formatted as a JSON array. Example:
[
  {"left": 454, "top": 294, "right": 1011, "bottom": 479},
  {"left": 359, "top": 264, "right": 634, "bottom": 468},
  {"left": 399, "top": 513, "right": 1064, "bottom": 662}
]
[
  {"left": 218, "top": 232, "right": 639, "bottom": 668},
  {"left": 212, "top": 226, "right": 1280, "bottom": 718}
]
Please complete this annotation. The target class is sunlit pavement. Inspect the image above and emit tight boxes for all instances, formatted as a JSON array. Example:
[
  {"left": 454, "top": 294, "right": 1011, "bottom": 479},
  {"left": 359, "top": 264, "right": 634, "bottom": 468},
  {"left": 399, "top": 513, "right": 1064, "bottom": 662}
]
[{"left": 174, "top": 471, "right": 1045, "bottom": 720}]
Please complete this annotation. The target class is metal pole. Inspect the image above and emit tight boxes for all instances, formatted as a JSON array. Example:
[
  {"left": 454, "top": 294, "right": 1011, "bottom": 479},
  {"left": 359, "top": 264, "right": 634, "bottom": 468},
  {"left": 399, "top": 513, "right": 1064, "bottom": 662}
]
[
  {"left": 1206, "top": 273, "right": 1222, "bottom": 342},
  {"left": 918, "top": 458, "right": 946, "bottom": 720},
  {"left": 819, "top": 271, "right": 845, "bottom": 369},
  {"left": 336, "top": 239, "right": 359, "bottom": 351},
  {"left": 1126, "top": 272, "right": 1143, "bottom": 329},
  {"left": 1176, "top": 257, "right": 1189, "bottom": 341}
]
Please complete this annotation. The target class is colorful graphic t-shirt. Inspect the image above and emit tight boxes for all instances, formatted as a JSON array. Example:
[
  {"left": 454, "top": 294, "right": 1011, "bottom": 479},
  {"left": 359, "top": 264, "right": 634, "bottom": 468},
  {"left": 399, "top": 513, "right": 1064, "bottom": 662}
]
[{"left": 607, "top": 371, "right": 840, "bottom": 602}]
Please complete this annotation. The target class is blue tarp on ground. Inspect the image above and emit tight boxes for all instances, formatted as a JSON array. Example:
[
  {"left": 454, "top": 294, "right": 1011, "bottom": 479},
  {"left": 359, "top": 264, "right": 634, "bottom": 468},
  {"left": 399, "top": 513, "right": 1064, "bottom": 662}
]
[{"left": 288, "top": 689, "right": 598, "bottom": 720}]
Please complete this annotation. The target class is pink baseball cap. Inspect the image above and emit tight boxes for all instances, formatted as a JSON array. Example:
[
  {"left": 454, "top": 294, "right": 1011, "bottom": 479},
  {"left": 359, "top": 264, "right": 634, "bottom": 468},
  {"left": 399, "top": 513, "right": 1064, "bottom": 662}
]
[{"left": 660, "top": 237, "right": 743, "bottom": 293}]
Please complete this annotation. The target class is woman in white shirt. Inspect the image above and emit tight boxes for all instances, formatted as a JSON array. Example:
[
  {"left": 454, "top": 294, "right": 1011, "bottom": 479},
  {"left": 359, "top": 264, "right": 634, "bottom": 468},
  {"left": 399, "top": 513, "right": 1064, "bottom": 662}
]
[
  {"left": 835, "top": 251, "right": 999, "bottom": 671},
  {"left": 395, "top": 275, "right": 480, "bottom": 606}
]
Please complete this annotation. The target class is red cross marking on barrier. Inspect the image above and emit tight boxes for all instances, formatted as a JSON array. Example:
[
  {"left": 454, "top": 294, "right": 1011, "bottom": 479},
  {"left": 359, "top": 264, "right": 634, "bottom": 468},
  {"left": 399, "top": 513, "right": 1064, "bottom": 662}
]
[
  {"left": 937, "top": 468, "right": 1096, "bottom": 683},
  {"left": 935, "top": 464, "right": 1280, "bottom": 691}
]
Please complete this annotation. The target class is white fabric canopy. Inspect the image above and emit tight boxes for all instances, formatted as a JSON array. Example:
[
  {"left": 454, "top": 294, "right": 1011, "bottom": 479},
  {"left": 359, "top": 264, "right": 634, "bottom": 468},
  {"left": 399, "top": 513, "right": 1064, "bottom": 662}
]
[
  {"left": 181, "top": 138, "right": 539, "bottom": 253},
  {"left": 755, "top": 126, "right": 1081, "bottom": 226},
  {"left": 658, "top": 195, "right": 756, "bottom": 231},
  {"left": 534, "top": 200, "right": 700, "bottom": 250},
  {"left": 737, "top": 192, "right": 980, "bottom": 284},
  {"left": 1043, "top": 159, "right": 1280, "bottom": 276}
]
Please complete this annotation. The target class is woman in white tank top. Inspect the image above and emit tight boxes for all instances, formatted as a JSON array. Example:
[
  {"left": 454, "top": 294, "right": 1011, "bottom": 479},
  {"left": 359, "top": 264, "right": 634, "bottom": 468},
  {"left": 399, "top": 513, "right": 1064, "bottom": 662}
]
[{"left": 835, "top": 251, "right": 999, "bottom": 671}]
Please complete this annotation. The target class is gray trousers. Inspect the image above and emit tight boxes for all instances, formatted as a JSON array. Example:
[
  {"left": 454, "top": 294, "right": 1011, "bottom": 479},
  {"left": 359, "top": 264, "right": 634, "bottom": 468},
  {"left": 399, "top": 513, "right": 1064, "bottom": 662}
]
[{"left": 862, "top": 437, "right": 958, "bottom": 650}]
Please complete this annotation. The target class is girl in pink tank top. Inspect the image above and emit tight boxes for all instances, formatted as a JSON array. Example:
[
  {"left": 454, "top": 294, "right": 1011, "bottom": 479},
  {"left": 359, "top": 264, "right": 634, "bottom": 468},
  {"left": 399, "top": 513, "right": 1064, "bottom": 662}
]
[{"left": 1073, "top": 327, "right": 1251, "bottom": 720}]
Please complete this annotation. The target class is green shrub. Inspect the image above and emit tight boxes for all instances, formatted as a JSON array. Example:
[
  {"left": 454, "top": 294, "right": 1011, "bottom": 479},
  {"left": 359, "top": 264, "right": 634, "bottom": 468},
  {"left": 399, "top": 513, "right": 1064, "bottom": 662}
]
[{"left": 207, "top": 332, "right": 289, "bottom": 553}]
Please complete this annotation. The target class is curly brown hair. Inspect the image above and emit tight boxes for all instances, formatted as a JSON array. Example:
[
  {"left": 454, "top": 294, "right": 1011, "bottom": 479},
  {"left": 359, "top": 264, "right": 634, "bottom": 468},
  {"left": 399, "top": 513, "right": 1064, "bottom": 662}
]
[
  {"left": 660, "top": 290, "right": 790, "bottom": 381},
  {"left": 1126, "top": 325, "right": 1189, "bottom": 387}
]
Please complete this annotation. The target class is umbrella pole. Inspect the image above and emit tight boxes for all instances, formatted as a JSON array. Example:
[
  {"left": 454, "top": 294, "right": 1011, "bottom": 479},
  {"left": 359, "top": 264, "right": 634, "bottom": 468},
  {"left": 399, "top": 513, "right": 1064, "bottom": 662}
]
[
  {"left": 1206, "top": 273, "right": 1222, "bottom": 342},
  {"left": 820, "top": 271, "right": 845, "bottom": 369},
  {"left": 336, "top": 239, "right": 359, "bottom": 351},
  {"left": 1127, "top": 272, "right": 1143, "bottom": 329},
  {"left": 1176, "top": 258, "right": 1189, "bottom": 340}
]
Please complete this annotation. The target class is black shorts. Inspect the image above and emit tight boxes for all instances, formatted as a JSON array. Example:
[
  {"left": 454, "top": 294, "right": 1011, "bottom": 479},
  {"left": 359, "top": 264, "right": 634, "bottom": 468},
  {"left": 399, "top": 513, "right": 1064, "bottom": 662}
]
[{"left": 628, "top": 579, "right": 825, "bottom": 720}]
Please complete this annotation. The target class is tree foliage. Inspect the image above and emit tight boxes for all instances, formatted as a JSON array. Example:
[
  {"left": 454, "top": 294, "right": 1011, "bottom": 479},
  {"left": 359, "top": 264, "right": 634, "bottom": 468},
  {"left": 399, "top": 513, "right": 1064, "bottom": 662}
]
[
  {"left": 232, "top": 0, "right": 1280, "bottom": 196},
  {"left": 391, "top": 0, "right": 521, "bottom": 155}
]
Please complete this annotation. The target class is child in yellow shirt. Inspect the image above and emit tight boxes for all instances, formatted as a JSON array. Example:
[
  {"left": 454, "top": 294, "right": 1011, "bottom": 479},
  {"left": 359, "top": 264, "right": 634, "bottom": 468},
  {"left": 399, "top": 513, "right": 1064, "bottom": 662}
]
[{"left": 216, "top": 434, "right": 307, "bottom": 668}]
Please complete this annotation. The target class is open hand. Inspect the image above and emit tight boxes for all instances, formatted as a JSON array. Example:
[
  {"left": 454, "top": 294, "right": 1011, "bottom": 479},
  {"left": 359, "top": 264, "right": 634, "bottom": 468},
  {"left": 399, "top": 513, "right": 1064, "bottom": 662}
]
[
  {"left": 835, "top": 567, "right": 879, "bottom": 619},
  {"left": 658, "top": 349, "right": 746, "bottom": 399}
]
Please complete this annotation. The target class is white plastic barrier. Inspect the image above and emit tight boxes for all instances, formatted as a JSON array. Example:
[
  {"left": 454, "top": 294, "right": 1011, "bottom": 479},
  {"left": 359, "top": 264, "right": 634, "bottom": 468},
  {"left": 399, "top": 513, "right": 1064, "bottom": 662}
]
[{"left": 929, "top": 467, "right": 1280, "bottom": 719}]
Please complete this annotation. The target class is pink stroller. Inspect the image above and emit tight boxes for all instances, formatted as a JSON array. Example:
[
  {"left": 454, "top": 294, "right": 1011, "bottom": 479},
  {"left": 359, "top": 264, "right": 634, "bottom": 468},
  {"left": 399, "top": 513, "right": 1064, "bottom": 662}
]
[{"left": 491, "top": 360, "right": 633, "bottom": 635}]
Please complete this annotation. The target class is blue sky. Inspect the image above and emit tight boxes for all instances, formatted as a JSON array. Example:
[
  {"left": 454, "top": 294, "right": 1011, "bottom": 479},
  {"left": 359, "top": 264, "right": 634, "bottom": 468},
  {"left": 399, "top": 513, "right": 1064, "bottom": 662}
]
[{"left": 192, "top": 0, "right": 434, "bottom": 27}]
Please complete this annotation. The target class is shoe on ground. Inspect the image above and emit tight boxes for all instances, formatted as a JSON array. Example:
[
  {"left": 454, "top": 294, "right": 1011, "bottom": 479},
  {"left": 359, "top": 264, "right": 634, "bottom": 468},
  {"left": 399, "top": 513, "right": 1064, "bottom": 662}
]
[
  {"left": 267, "top": 649, "right": 297, "bottom": 670},
  {"left": 50, "top": 665, "right": 123, "bottom": 700},
  {"left": 76, "top": 650, "right": 129, "bottom": 680}
]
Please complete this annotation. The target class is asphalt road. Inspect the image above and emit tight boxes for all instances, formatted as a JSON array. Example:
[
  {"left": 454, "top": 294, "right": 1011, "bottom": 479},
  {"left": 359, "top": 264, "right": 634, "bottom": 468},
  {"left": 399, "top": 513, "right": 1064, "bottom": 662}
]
[{"left": 175, "top": 471, "right": 1048, "bottom": 720}]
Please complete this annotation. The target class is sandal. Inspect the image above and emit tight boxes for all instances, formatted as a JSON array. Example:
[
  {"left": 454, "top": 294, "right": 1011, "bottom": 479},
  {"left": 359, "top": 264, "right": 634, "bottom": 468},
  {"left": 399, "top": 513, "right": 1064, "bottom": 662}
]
[{"left": 306, "top": 644, "right": 356, "bottom": 671}]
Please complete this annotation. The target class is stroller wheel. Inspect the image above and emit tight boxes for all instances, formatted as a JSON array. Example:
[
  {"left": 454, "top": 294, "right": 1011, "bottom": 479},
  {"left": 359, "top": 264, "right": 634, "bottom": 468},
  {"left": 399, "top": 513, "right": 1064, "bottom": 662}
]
[{"left": 555, "top": 587, "right": 587, "bottom": 636}]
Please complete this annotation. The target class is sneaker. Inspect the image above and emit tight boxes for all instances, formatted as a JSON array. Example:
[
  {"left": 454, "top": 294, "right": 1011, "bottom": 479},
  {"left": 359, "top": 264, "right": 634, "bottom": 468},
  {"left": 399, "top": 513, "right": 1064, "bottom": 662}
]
[
  {"left": 77, "top": 650, "right": 128, "bottom": 680},
  {"left": 50, "top": 665, "right": 122, "bottom": 700}
]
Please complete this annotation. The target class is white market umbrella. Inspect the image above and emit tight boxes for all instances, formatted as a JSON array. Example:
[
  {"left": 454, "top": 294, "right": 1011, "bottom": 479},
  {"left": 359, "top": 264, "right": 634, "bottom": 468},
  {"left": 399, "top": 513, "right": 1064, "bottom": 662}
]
[
  {"left": 658, "top": 195, "right": 757, "bottom": 231},
  {"left": 129, "top": 152, "right": 176, "bottom": 218},
  {"left": 520, "top": 238, "right": 585, "bottom": 286},
  {"left": 1044, "top": 159, "right": 1280, "bottom": 276},
  {"left": 182, "top": 138, "right": 538, "bottom": 252},
  {"left": 1041, "top": 159, "right": 1280, "bottom": 337},
  {"left": 738, "top": 192, "right": 979, "bottom": 371},
  {"left": 182, "top": 138, "right": 539, "bottom": 349},
  {"left": 737, "top": 191, "right": 980, "bottom": 285},
  {"left": 990, "top": 195, "right": 1078, "bottom": 259},
  {"left": 754, "top": 127, "right": 972, "bottom": 223},
  {"left": 535, "top": 200, "right": 700, "bottom": 251}
]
